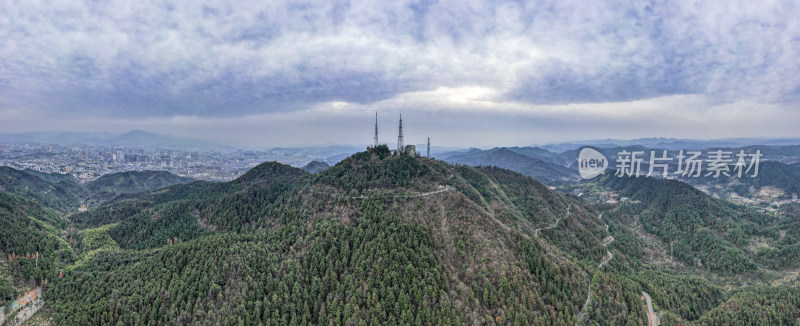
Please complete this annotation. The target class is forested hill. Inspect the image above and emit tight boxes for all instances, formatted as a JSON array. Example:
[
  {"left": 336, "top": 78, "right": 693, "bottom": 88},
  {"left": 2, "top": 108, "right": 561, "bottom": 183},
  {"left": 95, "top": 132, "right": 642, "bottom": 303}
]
[
  {"left": 0, "top": 191, "right": 69, "bottom": 302},
  {"left": 601, "top": 175, "right": 771, "bottom": 274},
  {"left": 301, "top": 160, "right": 330, "bottom": 174},
  {"left": 83, "top": 170, "right": 194, "bottom": 205},
  {"left": 583, "top": 174, "right": 800, "bottom": 325},
  {"left": 4, "top": 147, "right": 799, "bottom": 325},
  {"left": 441, "top": 147, "right": 579, "bottom": 185},
  {"left": 0, "top": 167, "right": 194, "bottom": 210},
  {"left": 66, "top": 161, "right": 308, "bottom": 241},
  {"left": 683, "top": 160, "right": 800, "bottom": 198},
  {"left": 0, "top": 166, "right": 87, "bottom": 211},
  {"left": 45, "top": 146, "right": 636, "bottom": 325}
]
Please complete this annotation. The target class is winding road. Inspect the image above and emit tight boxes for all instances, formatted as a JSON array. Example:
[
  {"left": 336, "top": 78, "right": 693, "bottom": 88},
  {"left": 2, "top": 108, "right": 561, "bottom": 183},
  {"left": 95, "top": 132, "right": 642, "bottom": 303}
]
[
  {"left": 534, "top": 205, "right": 570, "bottom": 237},
  {"left": 309, "top": 185, "right": 451, "bottom": 199},
  {"left": 575, "top": 214, "right": 614, "bottom": 325},
  {"left": 642, "top": 291, "right": 659, "bottom": 326},
  {"left": 598, "top": 224, "right": 615, "bottom": 268}
]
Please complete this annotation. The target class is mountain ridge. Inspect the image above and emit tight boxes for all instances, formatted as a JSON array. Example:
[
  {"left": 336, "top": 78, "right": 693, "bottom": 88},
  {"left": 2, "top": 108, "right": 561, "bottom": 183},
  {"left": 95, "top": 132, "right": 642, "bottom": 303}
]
[
  {"left": 2, "top": 148, "right": 799, "bottom": 325},
  {"left": 440, "top": 147, "right": 579, "bottom": 185},
  {"left": 48, "top": 148, "right": 626, "bottom": 325}
]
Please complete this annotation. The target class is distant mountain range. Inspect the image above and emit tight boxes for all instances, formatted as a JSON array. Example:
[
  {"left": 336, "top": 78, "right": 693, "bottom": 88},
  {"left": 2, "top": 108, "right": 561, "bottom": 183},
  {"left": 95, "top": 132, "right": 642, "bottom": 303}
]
[
  {"left": 440, "top": 143, "right": 800, "bottom": 193},
  {"left": 0, "top": 130, "right": 228, "bottom": 150},
  {"left": 538, "top": 137, "right": 800, "bottom": 153},
  {"left": 681, "top": 161, "right": 800, "bottom": 198},
  {"left": 439, "top": 147, "right": 579, "bottom": 185}
]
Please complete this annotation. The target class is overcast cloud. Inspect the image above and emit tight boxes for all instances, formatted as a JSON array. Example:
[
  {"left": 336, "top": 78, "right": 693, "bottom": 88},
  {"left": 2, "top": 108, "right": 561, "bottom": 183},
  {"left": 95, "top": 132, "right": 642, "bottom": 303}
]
[{"left": 1, "top": 0, "right": 798, "bottom": 148}]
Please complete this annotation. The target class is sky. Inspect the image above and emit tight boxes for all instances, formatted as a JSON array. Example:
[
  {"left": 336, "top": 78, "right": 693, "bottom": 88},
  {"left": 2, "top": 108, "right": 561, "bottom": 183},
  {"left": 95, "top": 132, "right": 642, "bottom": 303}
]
[{"left": 1, "top": 0, "right": 799, "bottom": 148}]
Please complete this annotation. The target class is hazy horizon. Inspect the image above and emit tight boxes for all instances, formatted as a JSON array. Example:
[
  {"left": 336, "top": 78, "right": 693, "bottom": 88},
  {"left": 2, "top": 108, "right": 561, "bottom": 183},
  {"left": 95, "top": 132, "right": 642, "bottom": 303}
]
[{"left": 5, "top": 129, "right": 800, "bottom": 151}]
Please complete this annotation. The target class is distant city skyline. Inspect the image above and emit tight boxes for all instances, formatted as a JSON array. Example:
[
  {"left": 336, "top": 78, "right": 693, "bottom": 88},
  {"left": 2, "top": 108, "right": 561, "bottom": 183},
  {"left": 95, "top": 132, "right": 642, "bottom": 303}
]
[
  {"left": 4, "top": 129, "right": 800, "bottom": 152},
  {"left": 1, "top": 1, "right": 799, "bottom": 147}
]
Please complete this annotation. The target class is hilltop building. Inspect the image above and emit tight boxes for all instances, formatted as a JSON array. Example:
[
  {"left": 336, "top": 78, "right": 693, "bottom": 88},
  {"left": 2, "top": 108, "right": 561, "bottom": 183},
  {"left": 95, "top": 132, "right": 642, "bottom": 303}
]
[
  {"left": 369, "top": 113, "right": 424, "bottom": 157},
  {"left": 404, "top": 145, "right": 417, "bottom": 157}
]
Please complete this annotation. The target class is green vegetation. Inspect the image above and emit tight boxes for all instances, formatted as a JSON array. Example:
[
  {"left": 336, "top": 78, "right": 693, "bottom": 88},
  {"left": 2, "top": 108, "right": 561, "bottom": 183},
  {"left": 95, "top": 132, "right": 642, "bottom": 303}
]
[
  {"left": 695, "top": 286, "right": 800, "bottom": 325},
  {"left": 0, "top": 192, "right": 67, "bottom": 282},
  {"left": 302, "top": 161, "right": 331, "bottom": 174},
  {"left": 687, "top": 161, "right": 800, "bottom": 198},
  {"left": 84, "top": 170, "right": 194, "bottom": 205},
  {"left": 20, "top": 305, "right": 55, "bottom": 326},
  {"left": 582, "top": 272, "right": 647, "bottom": 325},
  {"left": 68, "top": 224, "right": 121, "bottom": 270},
  {"left": 49, "top": 202, "right": 464, "bottom": 325},
  {"left": 66, "top": 162, "right": 307, "bottom": 249},
  {"left": 601, "top": 175, "right": 762, "bottom": 274},
  {"left": 316, "top": 148, "right": 434, "bottom": 193},
  {"left": 594, "top": 174, "right": 800, "bottom": 324},
  {"left": 41, "top": 153, "right": 625, "bottom": 325},
  {"left": 442, "top": 147, "right": 578, "bottom": 185},
  {"left": 0, "top": 166, "right": 86, "bottom": 211},
  {"left": 0, "top": 167, "right": 196, "bottom": 213},
  {"left": 753, "top": 202, "right": 800, "bottom": 269},
  {"left": 0, "top": 278, "right": 19, "bottom": 305},
  {"left": 635, "top": 270, "right": 724, "bottom": 321},
  {"left": 2, "top": 151, "right": 800, "bottom": 324}
]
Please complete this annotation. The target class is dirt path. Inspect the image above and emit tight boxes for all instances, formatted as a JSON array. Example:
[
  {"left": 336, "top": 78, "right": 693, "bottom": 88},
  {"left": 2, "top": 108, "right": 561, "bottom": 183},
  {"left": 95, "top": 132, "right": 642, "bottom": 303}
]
[
  {"left": 642, "top": 291, "right": 659, "bottom": 326},
  {"left": 576, "top": 214, "right": 614, "bottom": 325},
  {"left": 576, "top": 286, "right": 593, "bottom": 325},
  {"left": 598, "top": 224, "right": 615, "bottom": 268},
  {"left": 484, "top": 207, "right": 516, "bottom": 235},
  {"left": 309, "top": 185, "right": 451, "bottom": 199},
  {"left": 534, "top": 205, "right": 570, "bottom": 237}
]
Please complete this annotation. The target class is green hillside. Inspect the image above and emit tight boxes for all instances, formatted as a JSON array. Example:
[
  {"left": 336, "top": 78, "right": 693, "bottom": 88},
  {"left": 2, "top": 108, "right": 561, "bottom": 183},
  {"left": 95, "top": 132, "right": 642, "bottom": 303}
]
[
  {"left": 84, "top": 170, "right": 194, "bottom": 205},
  {"left": 442, "top": 147, "right": 579, "bottom": 185},
  {"left": 683, "top": 161, "right": 800, "bottom": 198},
  {"left": 44, "top": 147, "right": 630, "bottom": 325},
  {"left": 600, "top": 175, "right": 766, "bottom": 274},
  {"left": 0, "top": 166, "right": 86, "bottom": 211},
  {"left": 0, "top": 167, "right": 195, "bottom": 210},
  {"left": 1, "top": 148, "right": 799, "bottom": 325},
  {"left": 0, "top": 192, "right": 71, "bottom": 289},
  {"left": 302, "top": 160, "right": 331, "bottom": 174}
]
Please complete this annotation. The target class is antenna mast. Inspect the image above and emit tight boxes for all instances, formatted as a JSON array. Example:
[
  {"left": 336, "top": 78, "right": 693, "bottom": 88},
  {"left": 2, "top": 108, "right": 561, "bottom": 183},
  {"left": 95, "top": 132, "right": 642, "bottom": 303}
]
[
  {"left": 427, "top": 137, "right": 430, "bottom": 158},
  {"left": 374, "top": 111, "right": 379, "bottom": 147},
  {"left": 397, "top": 114, "right": 404, "bottom": 153}
]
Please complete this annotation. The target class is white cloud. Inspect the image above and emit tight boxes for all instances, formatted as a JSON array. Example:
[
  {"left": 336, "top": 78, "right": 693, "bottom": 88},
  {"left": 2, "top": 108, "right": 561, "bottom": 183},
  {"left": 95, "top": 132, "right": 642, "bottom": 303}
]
[
  {"left": 0, "top": 0, "right": 798, "bottom": 145},
  {"left": 2, "top": 89, "right": 796, "bottom": 148}
]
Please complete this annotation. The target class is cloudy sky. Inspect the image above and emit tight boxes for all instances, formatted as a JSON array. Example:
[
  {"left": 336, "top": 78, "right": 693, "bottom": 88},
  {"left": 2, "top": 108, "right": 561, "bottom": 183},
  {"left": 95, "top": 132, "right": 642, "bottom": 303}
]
[{"left": 1, "top": 0, "right": 799, "bottom": 148}]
